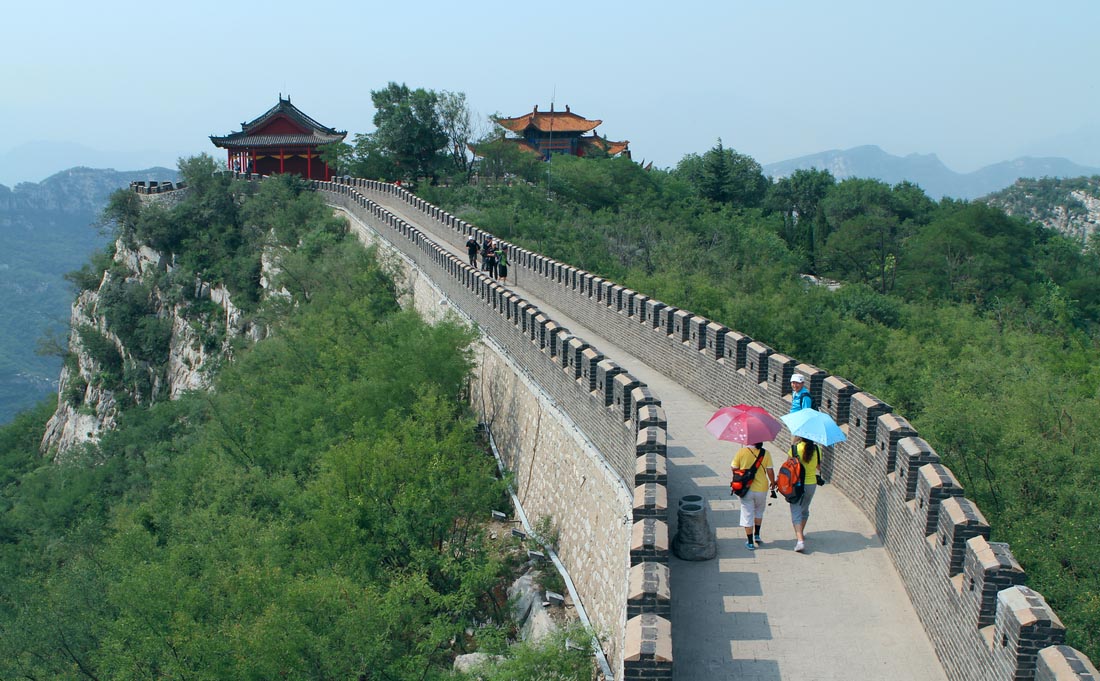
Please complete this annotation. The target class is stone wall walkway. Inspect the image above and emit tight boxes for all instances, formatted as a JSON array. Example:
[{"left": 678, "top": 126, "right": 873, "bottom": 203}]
[{"left": 373, "top": 194, "right": 948, "bottom": 681}]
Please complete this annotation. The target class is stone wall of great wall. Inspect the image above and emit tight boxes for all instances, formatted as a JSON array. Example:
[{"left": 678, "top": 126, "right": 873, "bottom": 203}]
[{"left": 317, "top": 176, "right": 1100, "bottom": 681}]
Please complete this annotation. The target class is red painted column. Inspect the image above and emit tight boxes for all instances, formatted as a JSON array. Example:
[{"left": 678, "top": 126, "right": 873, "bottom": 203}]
[
  {"left": 307, "top": 148, "right": 312, "bottom": 179},
  {"left": 279, "top": 148, "right": 285, "bottom": 173}
]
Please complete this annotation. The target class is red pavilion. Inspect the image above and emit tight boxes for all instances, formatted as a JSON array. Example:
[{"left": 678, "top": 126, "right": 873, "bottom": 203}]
[{"left": 210, "top": 96, "right": 346, "bottom": 180}]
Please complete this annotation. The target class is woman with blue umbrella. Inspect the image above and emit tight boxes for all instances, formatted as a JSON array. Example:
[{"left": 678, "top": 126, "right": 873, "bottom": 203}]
[{"left": 779, "top": 409, "right": 846, "bottom": 553}]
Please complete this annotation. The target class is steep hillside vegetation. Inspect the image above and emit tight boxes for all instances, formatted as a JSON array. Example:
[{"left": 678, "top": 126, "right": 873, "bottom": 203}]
[
  {"left": 0, "top": 162, "right": 591, "bottom": 679},
  {"left": 983, "top": 175, "right": 1100, "bottom": 244}
]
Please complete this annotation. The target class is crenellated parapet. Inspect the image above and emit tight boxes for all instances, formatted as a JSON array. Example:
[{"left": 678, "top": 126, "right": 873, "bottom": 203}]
[
  {"left": 323, "top": 176, "right": 1097, "bottom": 681},
  {"left": 130, "top": 180, "right": 186, "bottom": 194}
]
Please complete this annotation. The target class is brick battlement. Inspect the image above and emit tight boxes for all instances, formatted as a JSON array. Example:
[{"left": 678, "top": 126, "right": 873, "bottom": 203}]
[{"left": 130, "top": 180, "right": 185, "bottom": 194}]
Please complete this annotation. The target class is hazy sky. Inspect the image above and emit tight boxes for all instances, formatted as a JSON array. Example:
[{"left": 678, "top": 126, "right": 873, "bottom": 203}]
[{"left": 3, "top": 0, "right": 1099, "bottom": 186}]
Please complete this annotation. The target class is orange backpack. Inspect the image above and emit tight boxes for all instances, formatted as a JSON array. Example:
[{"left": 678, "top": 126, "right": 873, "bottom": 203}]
[{"left": 776, "top": 450, "right": 806, "bottom": 503}]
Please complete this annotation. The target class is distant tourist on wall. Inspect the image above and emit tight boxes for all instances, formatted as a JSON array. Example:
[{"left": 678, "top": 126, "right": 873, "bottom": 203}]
[
  {"left": 233, "top": 159, "right": 241, "bottom": 173},
  {"left": 497, "top": 246, "right": 509, "bottom": 282},
  {"left": 485, "top": 239, "right": 499, "bottom": 279},
  {"left": 732, "top": 442, "right": 776, "bottom": 550},
  {"left": 789, "top": 374, "right": 812, "bottom": 413},
  {"left": 466, "top": 237, "right": 480, "bottom": 267},
  {"left": 484, "top": 237, "right": 497, "bottom": 271},
  {"left": 788, "top": 436, "right": 820, "bottom": 552}
]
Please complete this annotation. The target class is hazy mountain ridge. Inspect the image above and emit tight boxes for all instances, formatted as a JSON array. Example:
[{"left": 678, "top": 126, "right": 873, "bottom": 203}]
[
  {"left": 983, "top": 176, "right": 1100, "bottom": 244},
  {"left": 0, "top": 166, "right": 177, "bottom": 214},
  {"left": 0, "top": 166, "right": 177, "bottom": 424},
  {"left": 763, "top": 145, "right": 1100, "bottom": 200}
]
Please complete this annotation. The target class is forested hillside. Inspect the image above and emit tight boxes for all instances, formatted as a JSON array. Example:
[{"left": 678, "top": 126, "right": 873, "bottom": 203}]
[
  {"left": 414, "top": 149, "right": 1100, "bottom": 661},
  {"left": 0, "top": 163, "right": 591, "bottom": 679}
]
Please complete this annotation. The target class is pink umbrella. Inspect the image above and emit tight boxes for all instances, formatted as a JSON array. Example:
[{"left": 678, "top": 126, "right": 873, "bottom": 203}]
[{"left": 706, "top": 405, "right": 783, "bottom": 444}]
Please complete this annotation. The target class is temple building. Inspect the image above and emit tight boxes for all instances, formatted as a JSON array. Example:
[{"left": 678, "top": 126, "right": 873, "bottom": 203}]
[
  {"left": 488, "top": 104, "right": 630, "bottom": 159},
  {"left": 210, "top": 96, "right": 346, "bottom": 180}
]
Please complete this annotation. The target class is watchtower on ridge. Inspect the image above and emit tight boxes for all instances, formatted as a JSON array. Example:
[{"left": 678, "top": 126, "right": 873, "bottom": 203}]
[
  {"left": 490, "top": 104, "right": 631, "bottom": 160},
  {"left": 210, "top": 96, "right": 346, "bottom": 180}
]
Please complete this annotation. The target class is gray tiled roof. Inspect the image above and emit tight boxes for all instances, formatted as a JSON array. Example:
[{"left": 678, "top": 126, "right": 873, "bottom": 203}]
[
  {"left": 210, "top": 133, "right": 344, "bottom": 148},
  {"left": 210, "top": 96, "right": 346, "bottom": 149}
]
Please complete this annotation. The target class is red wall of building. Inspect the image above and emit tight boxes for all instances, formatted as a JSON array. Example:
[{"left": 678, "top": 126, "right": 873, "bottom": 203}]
[{"left": 254, "top": 116, "right": 308, "bottom": 136}]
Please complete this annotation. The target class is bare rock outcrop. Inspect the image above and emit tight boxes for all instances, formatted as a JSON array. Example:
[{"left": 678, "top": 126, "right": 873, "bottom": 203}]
[{"left": 41, "top": 239, "right": 277, "bottom": 459}]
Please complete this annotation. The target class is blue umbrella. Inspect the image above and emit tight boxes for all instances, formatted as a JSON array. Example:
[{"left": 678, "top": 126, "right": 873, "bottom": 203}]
[{"left": 780, "top": 408, "right": 846, "bottom": 446}]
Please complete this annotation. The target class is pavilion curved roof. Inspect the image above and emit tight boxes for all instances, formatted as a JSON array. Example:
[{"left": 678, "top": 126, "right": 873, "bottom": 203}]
[
  {"left": 469, "top": 134, "right": 630, "bottom": 159},
  {"left": 579, "top": 135, "right": 631, "bottom": 157},
  {"left": 211, "top": 96, "right": 346, "bottom": 148},
  {"left": 494, "top": 105, "right": 601, "bottom": 134}
]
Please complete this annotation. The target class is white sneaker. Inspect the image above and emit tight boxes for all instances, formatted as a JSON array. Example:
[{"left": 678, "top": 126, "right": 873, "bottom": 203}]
[{"left": 794, "top": 540, "right": 805, "bottom": 552}]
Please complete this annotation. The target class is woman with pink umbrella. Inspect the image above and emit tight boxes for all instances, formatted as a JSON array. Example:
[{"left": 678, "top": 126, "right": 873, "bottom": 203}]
[{"left": 706, "top": 405, "right": 782, "bottom": 551}]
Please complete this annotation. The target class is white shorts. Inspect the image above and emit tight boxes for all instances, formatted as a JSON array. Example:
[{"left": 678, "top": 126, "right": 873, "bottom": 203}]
[{"left": 740, "top": 490, "right": 768, "bottom": 527}]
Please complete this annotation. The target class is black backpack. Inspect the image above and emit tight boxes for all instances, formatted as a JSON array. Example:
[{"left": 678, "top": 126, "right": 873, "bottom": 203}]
[{"left": 730, "top": 450, "right": 765, "bottom": 498}]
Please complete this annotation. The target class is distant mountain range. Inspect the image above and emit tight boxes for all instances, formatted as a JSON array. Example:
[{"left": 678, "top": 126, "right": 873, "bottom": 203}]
[
  {"left": 762, "top": 145, "right": 1100, "bottom": 200},
  {"left": 0, "top": 141, "right": 192, "bottom": 187},
  {"left": 0, "top": 166, "right": 177, "bottom": 424}
]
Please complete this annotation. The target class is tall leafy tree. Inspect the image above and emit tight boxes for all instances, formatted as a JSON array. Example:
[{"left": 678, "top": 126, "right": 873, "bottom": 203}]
[
  {"left": 470, "top": 132, "right": 542, "bottom": 183},
  {"left": 822, "top": 207, "right": 904, "bottom": 293},
  {"left": 437, "top": 90, "right": 474, "bottom": 175},
  {"left": 899, "top": 201, "right": 1040, "bottom": 304},
  {"left": 368, "top": 82, "right": 449, "bottom": 183},
  {"left": 764, "top": 168, "right": 836, "bottom": 265},
  {"left": 675, "top": 140, "right": 769, "bottom": 207}
]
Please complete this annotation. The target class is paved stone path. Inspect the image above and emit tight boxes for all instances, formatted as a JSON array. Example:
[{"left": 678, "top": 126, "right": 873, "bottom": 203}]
[{"left": 370, "top": 195, "right": 948, "bottom": 681}]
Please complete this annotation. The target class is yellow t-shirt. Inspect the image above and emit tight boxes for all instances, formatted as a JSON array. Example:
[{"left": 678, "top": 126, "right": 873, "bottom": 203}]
[
  {"left": 731, "top": 447, "right": 773, "bottom": 492},
  {"left": 794, "top": 441, "right": 820, "bottom": 484}
]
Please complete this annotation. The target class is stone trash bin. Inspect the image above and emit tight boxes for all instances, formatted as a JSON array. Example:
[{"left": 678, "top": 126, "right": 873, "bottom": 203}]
[{"left": 672, "top": 495, "right": 717, "bottom": 561}]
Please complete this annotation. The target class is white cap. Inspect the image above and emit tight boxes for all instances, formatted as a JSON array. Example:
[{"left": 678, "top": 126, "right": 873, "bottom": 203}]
[{"left": 790, "top": 373, "right": 805, "bottom": 384}]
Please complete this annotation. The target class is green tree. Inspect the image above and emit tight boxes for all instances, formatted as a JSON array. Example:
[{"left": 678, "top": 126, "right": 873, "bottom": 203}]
[
  {"left": 471, "top": 129, "right": 543, "bottom": 184},
  {"left": 368, "top": 82, "right": 449, "bottom": 183},
  {"left": 822, "top": 207, "right": 905, "bottom": 293},
  {"left": 437, "top": 90, "right": 474, "bottom": 176},
  {"left": 676, "top": 140, "right": 768, "bottom": 207},
  {"left": 899, "top": 201, "right": 1040, "bottom": 305},
  {"left": 317, "top": 140, "right": 354, "bottom": 177},
  {"left": 764, "top": 168, "right": 836, "bottom": 265}
]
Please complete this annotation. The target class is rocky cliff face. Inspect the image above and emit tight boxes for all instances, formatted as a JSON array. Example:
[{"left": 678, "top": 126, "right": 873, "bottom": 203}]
[
  {"left": 41, "top": 239, "right": 275, "bottom": 459},
  {"left": 984, "top": 176, "right": 1100, "bottom": 244}
]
